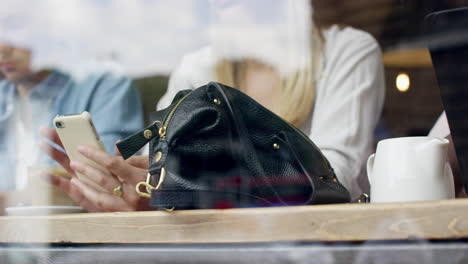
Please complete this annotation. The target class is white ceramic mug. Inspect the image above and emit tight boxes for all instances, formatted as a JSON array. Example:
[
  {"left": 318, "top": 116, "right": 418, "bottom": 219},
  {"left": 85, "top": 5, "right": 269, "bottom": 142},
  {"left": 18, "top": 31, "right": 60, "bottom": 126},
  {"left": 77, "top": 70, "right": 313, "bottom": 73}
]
[{"left": 367, "top": 137, "right": 455, "bottom": 203}]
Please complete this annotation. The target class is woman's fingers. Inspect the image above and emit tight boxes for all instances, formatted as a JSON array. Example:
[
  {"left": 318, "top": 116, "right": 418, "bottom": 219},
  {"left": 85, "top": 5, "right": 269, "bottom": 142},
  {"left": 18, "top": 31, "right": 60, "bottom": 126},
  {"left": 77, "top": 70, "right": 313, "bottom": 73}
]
[
  {"left": 71, "top": 178, "right": 133, "bottom": 212},
  {"left": 39, "top": 140, "right": 76, "bottom": 177},
  {"left": 114, "top": 142, "right": 122, "bottom": 156},
  {"left": 69, "top": 161, "right": 121, "bottom": 194},
  {"left": 39, "top": 126, "right": 65, "bottom": 149},
  {"left": 39, "top": 172, "right": 101, "bottom": 212},
  {"left": 127, "top": 155, "right": 150, "bottom": 170},
  {"left": 78, "top": 145, "right": 146, "bottom": 185},
  {"left": 69, "top": 160, "right": 146, "bottom": 208},
  {"left": 115, "top": 144, "right": 150, "bottom": 169},
  {"left": 72, "top": 145, "right": 149, "bottom": 210}
]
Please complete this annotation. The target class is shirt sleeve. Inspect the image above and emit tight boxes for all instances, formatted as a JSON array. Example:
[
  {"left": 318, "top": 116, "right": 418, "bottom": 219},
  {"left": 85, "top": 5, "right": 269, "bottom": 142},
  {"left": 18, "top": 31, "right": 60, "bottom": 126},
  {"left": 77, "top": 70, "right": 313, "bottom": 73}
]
[
  {"left": 309, "top": 32, "right": 385, "bottom": 200},
  {"left": 87, "top": 73, "right": 144, "bottom": 154},
  {"left": 428, "top": 111, "right": 450, "bottom": 138}
]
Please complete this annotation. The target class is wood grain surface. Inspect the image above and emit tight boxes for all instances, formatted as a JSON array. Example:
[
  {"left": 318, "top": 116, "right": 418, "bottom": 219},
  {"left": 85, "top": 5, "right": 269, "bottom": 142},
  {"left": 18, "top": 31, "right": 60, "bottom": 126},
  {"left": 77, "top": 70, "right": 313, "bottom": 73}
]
[{"left": 1, "top": 199, "right": 468, "bottom": 244}]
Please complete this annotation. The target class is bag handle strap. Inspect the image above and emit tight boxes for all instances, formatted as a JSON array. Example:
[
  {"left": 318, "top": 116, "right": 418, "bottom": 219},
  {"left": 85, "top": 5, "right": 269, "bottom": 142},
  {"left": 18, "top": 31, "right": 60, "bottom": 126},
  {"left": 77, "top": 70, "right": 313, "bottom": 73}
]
[
  {"left": 116, "top": 122, "right": 161, "bottom": 159},
  {"left": 117, "top": 89, "right": 193, "bottom": 160}
]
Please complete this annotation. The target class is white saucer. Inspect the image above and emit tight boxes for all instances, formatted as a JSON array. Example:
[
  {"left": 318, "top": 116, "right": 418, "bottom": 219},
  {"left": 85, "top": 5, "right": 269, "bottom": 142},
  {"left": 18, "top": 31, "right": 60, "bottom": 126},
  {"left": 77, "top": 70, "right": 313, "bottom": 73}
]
[{"left": 5, "top": 206, "right": 85, "bottom": 216}]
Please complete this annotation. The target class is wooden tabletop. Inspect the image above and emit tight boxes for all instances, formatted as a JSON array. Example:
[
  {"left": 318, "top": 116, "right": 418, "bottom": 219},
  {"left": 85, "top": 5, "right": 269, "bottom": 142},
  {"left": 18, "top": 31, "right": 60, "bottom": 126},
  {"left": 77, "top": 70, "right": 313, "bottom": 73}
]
[{"left": 1, "top": 199, "right": 468, "bottom": 244}]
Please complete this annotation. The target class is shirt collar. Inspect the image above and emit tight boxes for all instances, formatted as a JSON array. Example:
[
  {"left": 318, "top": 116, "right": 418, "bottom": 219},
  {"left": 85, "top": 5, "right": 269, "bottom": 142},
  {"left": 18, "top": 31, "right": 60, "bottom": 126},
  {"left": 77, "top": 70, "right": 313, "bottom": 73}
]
[
  {"left": 32, "top": 70, "right": 71, "bottom": 99},
  {"left": 0, "top": 81, "right": 15, "bottom": 121}
]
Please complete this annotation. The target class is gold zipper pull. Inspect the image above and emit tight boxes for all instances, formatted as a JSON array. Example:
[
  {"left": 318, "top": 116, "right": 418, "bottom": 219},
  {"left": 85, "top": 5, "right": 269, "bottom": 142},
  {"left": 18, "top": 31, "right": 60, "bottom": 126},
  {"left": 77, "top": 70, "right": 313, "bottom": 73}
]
[
  {"left": 159, "top": 126, "right": 167, "bottom": 138},
  {"left": 153, "top": 121, "right": 167, "bottom": 138}
]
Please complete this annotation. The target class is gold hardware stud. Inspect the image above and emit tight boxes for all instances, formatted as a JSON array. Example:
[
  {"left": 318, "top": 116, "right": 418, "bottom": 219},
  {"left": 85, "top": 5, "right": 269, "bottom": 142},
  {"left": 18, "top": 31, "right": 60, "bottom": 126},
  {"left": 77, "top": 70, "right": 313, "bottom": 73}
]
[
  {"left": 358, "top": 193, "right": 370, "bottom": 203},
  {"left": 273, "top": 143, "right": 280, "bottom": 150},
  {"left": 143, "top": 129, "right": 153, "bottom": 139},
  {"left": 213, "top": 98, "right": 221, "bottom": 105},
  {"left": 154, "top": 151, "right": 162, "bottom": 163},
  {"left": 164, "top": 206, "right": 175, "bottom": 212}
]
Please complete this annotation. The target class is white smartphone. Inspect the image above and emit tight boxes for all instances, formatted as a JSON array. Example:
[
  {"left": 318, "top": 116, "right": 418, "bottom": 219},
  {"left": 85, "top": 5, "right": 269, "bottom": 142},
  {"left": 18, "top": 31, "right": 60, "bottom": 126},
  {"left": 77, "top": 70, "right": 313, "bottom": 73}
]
[{"left": 53, "top": 111, "right": 108, "bottom": 192}]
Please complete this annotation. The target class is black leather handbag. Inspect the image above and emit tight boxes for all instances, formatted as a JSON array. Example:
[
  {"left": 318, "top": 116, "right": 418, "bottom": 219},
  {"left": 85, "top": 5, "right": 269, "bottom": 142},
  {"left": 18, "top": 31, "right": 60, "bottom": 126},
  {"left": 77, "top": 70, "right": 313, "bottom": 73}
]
[{"left": 117, "top": 82, "right": 350, "bottom": 209}]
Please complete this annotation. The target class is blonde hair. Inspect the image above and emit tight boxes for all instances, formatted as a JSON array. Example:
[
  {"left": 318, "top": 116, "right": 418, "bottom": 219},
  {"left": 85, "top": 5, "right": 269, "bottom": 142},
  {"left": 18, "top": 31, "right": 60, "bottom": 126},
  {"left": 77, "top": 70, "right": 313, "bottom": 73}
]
[{"left": 213, "top": 24, "right": 324, "bottom": 126}]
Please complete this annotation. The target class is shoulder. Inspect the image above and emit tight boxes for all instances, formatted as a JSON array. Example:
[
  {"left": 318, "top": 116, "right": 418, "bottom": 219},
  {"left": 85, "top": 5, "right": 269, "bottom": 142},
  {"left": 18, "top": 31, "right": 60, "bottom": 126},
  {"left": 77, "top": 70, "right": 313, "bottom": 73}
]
[
  {"left": 323, "top": 25, "right": 379, "bottom": 48},
  {"left": 323, "top": 25, "right": 380, "bottom": 53},
  {"left": 158, "top": 47, "right": 214, "bottom": 110},
  {"left": 57, "top": 70, "right": 134, "bottom": 110},
  {"left": 70, "top": 70, "right": 132, "bottom": 93},
  {"left": 172, "top": 46, "right": 215, "bottom": 87},
  {"left": 320, "top": 25, "right": 383, "bottom": 79},
  {"left": 84, "top": 71, "right": 130, "bottom": 85},
  {"left": 178, "top": 46, "right": 214, "bottom": 70}
]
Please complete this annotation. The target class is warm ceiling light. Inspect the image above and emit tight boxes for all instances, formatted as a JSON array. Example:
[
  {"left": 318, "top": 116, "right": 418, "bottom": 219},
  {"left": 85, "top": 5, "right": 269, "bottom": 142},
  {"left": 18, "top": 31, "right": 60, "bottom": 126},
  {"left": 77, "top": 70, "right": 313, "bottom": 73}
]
[{"left": 396, "top": 73, "right": 410, "bottom": 92}]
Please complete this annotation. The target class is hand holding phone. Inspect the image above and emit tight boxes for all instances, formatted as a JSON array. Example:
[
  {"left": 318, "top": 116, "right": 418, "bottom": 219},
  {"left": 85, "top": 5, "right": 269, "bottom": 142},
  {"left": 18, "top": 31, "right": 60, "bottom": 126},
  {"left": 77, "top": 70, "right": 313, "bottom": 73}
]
[{"left": 53, "top": 111, "right": 108, "bottom": 192}]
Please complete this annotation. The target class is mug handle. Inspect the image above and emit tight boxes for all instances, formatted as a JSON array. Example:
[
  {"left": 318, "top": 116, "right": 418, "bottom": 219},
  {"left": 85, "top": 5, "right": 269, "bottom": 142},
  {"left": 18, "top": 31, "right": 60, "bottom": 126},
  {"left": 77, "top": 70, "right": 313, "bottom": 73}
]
[{"left": 367, "top": 153, "right": 376, "bottom": 185}]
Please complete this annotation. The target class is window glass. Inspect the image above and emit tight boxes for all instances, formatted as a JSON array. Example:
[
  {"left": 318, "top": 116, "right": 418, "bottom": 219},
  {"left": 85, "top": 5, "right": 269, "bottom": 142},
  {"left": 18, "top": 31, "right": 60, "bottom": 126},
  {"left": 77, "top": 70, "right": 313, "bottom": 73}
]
[{"left": 1, "top": 1, "right": 468, "bottom": 262}]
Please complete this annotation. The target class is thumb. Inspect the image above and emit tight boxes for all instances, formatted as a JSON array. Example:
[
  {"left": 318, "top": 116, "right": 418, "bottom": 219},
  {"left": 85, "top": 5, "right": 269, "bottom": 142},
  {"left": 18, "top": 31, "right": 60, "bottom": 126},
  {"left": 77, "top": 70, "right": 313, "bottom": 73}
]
[{"left": 114, "top": 140, "right": 122, "bottom": 156}]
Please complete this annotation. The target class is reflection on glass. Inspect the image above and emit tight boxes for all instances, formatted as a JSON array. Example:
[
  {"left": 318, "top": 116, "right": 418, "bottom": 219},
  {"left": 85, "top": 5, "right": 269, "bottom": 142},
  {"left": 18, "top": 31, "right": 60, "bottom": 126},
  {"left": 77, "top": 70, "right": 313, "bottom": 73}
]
[{"left": 0, "top": 1, "right": 466, "bottom": 261}]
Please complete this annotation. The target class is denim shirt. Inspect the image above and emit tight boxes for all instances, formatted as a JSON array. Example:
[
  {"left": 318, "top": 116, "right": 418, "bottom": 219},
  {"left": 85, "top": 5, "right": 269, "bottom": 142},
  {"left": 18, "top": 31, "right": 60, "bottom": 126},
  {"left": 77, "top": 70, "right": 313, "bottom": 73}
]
[{"left": 0, "top": 71, "right": 143, "bottom": 191}]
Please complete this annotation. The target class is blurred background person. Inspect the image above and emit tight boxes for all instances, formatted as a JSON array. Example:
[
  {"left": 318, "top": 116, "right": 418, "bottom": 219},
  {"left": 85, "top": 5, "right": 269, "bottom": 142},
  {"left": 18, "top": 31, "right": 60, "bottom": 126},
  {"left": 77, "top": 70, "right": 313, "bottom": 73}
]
[{"left": 0, "top": 41, "right": 144, "bottom": 192}]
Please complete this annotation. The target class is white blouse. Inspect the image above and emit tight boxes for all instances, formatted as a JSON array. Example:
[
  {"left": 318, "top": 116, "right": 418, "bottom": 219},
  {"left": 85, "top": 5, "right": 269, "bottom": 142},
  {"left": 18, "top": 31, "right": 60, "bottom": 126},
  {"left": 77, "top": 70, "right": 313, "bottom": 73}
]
[{"left": 157, "top": 25, "right": 386, "bottom": 200}]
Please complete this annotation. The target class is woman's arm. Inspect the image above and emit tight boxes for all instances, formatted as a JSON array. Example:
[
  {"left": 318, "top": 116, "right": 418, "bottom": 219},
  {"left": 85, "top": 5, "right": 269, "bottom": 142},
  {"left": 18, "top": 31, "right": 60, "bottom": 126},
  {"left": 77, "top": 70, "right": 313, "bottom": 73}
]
[
  {"left": 429, "top": 112, "right": 466, "bottom": 197},
  {"left": 309, "top": 28, "right": 385, "bottom": 200}
]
